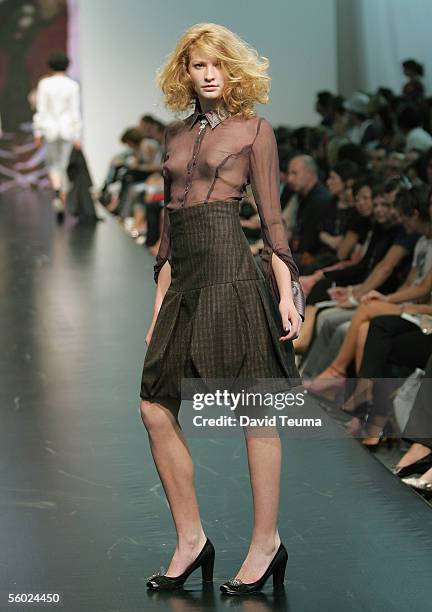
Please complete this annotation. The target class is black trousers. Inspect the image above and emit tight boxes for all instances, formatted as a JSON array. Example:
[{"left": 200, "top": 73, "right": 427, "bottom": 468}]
[
  {"left": 360, "top": 316, "right": 432, "bottom": 378},
  {"left": 359, "top": 315, "right": 432, "bottom": 418}
]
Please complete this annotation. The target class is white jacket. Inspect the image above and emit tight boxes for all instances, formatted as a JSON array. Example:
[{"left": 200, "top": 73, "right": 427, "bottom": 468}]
[{"left": 33, "top": 75, "right": 82, "bottom": 142}]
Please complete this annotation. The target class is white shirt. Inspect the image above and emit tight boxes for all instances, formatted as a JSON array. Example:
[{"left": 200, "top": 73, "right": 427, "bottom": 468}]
[
  {"left": 33, "top": 74, "right": 82, "bottom": 142},
  {"left": 405, "top": 127, "right": 432, "bottom": 153}
]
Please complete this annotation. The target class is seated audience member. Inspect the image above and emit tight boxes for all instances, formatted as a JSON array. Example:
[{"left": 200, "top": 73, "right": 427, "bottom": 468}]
[
  {"left": 300, "top": 176, "right": 376, "bottom": 296},
  {"left": 302, "top": 176, "right": 375, "bottom": 295},
  {"left": 286, "top": 154, "right": 334, "bottom": 270},
  {"left": 305, "top": 185, "right": 432, "bottom": 392},
  {"left": 341, "top": 310, "right": 432, "bottom": 450},
  {"left": 397, "top": 103, "right": 432, "bottom": 153},
  {"left": 324, "top": 176, "right": 421, "bottom": 293},
  {"left": 344, "top": 92, "right": 380, "bottom": 149},
  {"left": 100, "top": 126, "right": 164, "bottom": 222},
  {"left": 310, "top": 160, "right": 362, "bottom": 271},
  {"left": 99, "top": 127, "right": 145, "bottom": 213},
  {"left": 296, "top": 183, "right": 421, "bottom": 355},
  {"left": 402, "top": 59, "right": 425, "bottom": 100},
  {"left": 118, "top": 124, "right": 164, "bottom": 220}
]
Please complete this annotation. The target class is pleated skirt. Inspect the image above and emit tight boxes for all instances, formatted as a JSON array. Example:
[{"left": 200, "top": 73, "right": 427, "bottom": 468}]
[{"left": 140, "top": 200, "right": 300, "bottom": 419}]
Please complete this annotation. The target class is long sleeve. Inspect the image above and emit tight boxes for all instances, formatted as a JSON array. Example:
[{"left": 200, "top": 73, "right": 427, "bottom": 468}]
[
  {"left": 249, "top": 118, "right": 305, "bottom": 318},
  {"left": 153, "top": 204, "right": 172, "bottom": 284},
  {"left": 153, "top": 128, "right": 172, "bottom": 284},
  {"left": 33, "top": 80, "right": 48, "bottom": 138},
  {"left": 69, "top": 81, "right": 82, "bottom": 141}
]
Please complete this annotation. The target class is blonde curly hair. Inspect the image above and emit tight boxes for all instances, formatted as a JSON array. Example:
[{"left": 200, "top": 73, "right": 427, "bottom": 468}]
[{"left": 156, "top": 23, "right": 271, "bottom": 119}]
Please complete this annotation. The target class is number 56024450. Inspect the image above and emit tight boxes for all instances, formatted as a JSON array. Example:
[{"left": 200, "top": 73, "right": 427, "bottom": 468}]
[{"left": 8, "top": 593, "right": 62, "bottom": 604}]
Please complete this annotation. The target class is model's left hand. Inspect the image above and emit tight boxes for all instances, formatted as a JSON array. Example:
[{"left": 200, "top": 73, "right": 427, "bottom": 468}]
[{"left": 278, "top": 297, "right": 302, "bottom": 341}]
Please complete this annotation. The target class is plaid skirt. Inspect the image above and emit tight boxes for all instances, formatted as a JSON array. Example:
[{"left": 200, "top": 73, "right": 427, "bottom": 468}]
[{"left": 140, "top": 200, "right": 300, "bottom": 418}]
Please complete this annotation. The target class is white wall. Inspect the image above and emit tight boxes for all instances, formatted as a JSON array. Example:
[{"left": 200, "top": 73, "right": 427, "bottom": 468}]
[
  {"left": 77, "top": 0, "right": 337, "bottom": 185},
  {"left": 337, "top": 0, "right": 432, "bottom": 97}
]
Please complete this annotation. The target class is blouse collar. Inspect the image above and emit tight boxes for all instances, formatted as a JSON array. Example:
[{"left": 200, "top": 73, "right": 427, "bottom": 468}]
[{"left": 187, "top": 99, "right": 230, "bottom": 130}]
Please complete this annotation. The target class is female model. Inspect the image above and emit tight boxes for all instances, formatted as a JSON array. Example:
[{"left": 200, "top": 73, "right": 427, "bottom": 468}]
[{"left": 139, "top": 23, "right": 304, "bottom": 596}]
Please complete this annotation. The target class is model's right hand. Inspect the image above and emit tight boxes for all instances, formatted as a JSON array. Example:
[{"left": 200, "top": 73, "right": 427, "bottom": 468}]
[{"left": 34, "top": 136, "right": 42, "bottom": 148}]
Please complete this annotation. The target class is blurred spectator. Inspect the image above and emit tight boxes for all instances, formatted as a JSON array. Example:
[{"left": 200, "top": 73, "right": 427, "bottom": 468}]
[
  {"left": 315, "top": 91, "right": 336, "bottom": 128},
  {"left": 402, "top": 59, "right": 425, "bottom": 100},
  {"left": 344, "top": 92, "right": 380, "bottom": 148},
  {"left": 397, "top": 103, "right": 432, "bottom": 152},
  {"left": 286, "top": 154, "right": 334, "bottom": 269}
]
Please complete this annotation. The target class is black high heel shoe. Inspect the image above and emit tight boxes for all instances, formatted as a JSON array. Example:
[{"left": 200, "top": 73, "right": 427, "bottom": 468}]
[
  {"left": 391, "top": 453, "right": 432, "bottom": 478},
  {"left": 362, "top": 433, "right": 394, "bottom": 453},
  {"left": 146, "top": 538, "right": 215, "bottom": 591},
  {"left": 219, "top": 543, "right": 288, "bottom": 596}
]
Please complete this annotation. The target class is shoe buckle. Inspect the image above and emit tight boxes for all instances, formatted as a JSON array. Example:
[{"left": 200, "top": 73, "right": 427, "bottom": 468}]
[{"left": 228, "top": 578, "right": 243, "bottom": 586}]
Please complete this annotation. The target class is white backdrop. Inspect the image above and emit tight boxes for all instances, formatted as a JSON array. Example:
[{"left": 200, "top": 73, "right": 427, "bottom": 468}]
[
  {"left": 337, "top": 0, "right": 432, "bottom": 97},
  {"left": 77, "top": 0, "right": 337, "bottom": 185}
]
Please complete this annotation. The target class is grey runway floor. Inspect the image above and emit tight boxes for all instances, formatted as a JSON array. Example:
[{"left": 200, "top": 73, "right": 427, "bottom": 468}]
[{"left": 1, "top": 189, "right": 431, "bottom": 612}]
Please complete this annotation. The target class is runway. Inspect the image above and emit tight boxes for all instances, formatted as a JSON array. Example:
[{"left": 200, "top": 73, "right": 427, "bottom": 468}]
[{"left": 1, "top": 189, "right": 432, "bottom": 612}]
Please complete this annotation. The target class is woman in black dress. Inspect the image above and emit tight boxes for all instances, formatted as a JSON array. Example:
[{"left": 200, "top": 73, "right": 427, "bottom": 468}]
[{"left": 139, "top": 23, "right": 304, "bottom": 595}]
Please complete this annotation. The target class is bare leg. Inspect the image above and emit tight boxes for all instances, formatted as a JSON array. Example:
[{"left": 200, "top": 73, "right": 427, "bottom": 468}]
[
  {"left": 232, "top": 428, "right": 282, "bottom": 583},
  {"left": 395, "top": 443, "right": 432, "bottom": 470},
  {"left": 329, "top": 301, "right": 403, "bottom": 374},
  {"left": 48, "top": 169, "right": 61, "bottom": 192},
  {"left": 140, "top": 400, "right": 207, "bottom": 576},
  {"left": 339, "top": 320, "right": 373, "bottom": 415},
  {"left": 354, "top": 321, "right": 370, "bottom": 373},
  {"left": 362, "top": 415, "right": 387, "bottom": 445}
]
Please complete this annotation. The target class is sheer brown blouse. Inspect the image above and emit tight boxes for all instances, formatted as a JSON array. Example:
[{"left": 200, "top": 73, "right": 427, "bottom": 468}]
[{"left": 154, "top": 103, "right": 303, "bottom": 312}]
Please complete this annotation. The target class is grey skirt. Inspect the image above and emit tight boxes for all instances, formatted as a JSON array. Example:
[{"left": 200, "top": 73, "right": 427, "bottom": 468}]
[{"left": 140, "top": 200, "right": 300, "bottom": 419}]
